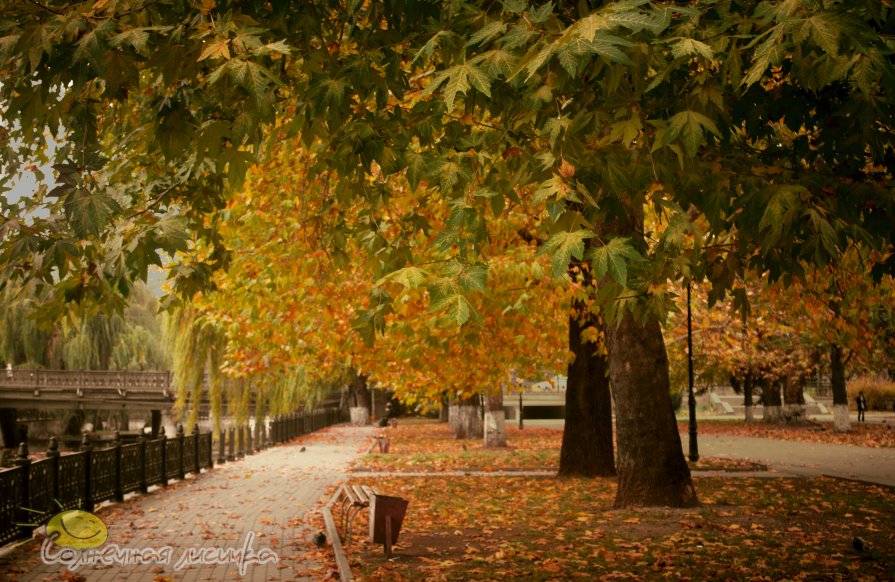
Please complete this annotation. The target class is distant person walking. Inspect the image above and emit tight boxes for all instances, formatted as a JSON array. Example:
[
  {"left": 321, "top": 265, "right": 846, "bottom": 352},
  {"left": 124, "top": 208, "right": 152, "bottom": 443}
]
[{"left": 856, "top": 390, "right": 868, "bottom": 422}]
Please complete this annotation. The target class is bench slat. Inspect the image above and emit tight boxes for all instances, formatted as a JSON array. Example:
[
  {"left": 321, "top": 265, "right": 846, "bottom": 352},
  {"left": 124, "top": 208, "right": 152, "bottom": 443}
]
[
  {"left": 343, "top": 484, "right": 360, "bottom": 504},
  {"left": 351, "top": 485, "right": 370, "bottom": 505}
]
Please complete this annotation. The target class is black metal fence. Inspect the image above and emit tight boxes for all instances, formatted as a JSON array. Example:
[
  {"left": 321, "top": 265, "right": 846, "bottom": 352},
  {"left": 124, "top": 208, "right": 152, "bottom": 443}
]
[{"left": 0, "top": 408, "right": 342, "bottom": 548}]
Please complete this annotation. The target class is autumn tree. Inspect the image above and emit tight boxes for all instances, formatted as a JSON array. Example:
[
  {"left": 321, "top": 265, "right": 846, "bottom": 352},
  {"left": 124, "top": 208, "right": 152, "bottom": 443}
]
[{"left": 3, "top": 1, "right": 894, "bottom": 507}]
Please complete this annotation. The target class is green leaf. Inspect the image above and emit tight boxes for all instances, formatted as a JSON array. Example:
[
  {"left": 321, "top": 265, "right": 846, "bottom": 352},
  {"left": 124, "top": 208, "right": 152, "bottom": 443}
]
[
  {"left": 663, "top": 111, "right": 720, "bottom": 157},
  {"left": 431, "top": 292, "right": 476, "bottom": 326},
  {"left": 459, "top": 263, "right": 489, "bottom": 292},
  {"left": 540, "top": 230, "right": 593, "bottom": 278},
  {"left": 404, "top": 150, "right": 427, "bottom": 191},
  {"left": 808, "top": 14, "right": 840, "bottom": 54},
  {"left": 467, "top": 20, "right": 507, "bottom": 48},
  {"left": 378, "top": 265, "right": 431, "bottom": 289},
  {"left": 587, "top": 237, "right": 643, "bottom": 288},
  {"left": 670, "top": 38, "right": 714, "bottom": 60}
]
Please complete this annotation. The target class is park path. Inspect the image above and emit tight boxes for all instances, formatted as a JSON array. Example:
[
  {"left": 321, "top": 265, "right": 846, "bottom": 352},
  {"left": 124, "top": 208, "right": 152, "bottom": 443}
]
[
  {"left": 681, "top": 432, "right": 895, "bottom": 487},
  {"left": 0, "top": 424, "right": 375, "bottom": 582}
]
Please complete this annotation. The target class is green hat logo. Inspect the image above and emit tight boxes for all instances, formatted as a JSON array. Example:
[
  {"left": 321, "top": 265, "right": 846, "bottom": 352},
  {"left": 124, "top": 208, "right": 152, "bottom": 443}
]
[{"left": 46, "top": 509, "right": 108, "bottom": 549}]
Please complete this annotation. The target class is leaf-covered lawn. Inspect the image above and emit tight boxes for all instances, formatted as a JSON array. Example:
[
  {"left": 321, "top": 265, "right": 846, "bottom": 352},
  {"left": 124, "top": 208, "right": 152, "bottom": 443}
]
[
  {"left": 337, "top": 418, "right": 895, "bottom": 579},
  {"left": 348, "top": 476, "right": 895, "bottom": 580},
  {"left": 356, "top": 419, "right": 560, "bottom": 472},
  {"left": 682, "top": 419, "right": 895, "bottom": 448}
]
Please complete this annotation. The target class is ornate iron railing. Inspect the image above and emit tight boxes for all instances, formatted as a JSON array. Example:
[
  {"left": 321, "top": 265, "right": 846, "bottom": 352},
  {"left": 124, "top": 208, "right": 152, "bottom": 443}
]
[{"left": 0, "top": 408, "right": 342, "bottom": 547}]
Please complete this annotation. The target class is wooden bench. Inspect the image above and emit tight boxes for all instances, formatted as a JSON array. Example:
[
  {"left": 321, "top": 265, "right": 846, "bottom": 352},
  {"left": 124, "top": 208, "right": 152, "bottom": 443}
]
[{"left": 337, "top": 484, "right": 379, "bottom": 543}]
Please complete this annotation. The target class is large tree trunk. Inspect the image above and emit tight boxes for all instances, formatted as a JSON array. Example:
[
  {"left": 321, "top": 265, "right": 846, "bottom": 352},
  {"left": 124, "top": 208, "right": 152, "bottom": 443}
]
[
  {"left": 830, "top": 343, "right": 850, "bottom": 432},
  {"left": 483, "top": 392, "right": 507, "bottom": 448},
  {"left": 454, "top": 394, "right": 483, "bottom": 439},
  {"left": 558, "top": 303, "right": 615, "bottom": 478},
  {"left": 605, "top": 311, "right": 697, "bottom": 507}
]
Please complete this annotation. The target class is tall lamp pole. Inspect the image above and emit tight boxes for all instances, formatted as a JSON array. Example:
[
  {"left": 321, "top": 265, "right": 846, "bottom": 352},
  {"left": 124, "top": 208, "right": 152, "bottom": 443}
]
[{"left": 687, "top": 281, "right": 699, "bottom": 462}]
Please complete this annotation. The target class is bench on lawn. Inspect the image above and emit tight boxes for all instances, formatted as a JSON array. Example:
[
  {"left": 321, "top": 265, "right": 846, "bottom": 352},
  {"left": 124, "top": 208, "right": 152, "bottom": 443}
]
[{"left": 337, "top": 484, "right": 379, "bottom": 543}]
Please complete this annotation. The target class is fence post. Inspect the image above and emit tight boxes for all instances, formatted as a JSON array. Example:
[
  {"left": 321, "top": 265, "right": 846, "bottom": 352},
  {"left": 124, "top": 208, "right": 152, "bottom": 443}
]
[
  {"left": 237, "top": 425, "right": 245, "bottom": 459},
  {"left": 218, "top": 427, "right": 226, "bottom": 464},
  {"left": 14, "top": 442, "right": 31, "bottom": 539},
  {"left": 113, "top": 430, "right": 124, "bottom": 502},
  {"left": 264, "top": 420, "right": 269, "bottom": 448},
  {"left": 177, "top": 424, "right": 185, "bottom": 480},
  {"left": 80, "top": 432, "right": 94, "bottom": 512},
  {"left": 194, "top": 424, "right": 201, "bottom": 473},
  {"left": 137, "top": 435, "right": 148, "bottom": 494},
  {"left": 227, "top": 427, "right": 236, "bottom": 462},
  {"left": 47, "top": 437, "right": 60, "bottom": 504},
  {"left": 159, "top": 426, "right": 168, "bottom": 487},
  {"left": 247, "top": 425, "right": 255, "bottom": 455}
]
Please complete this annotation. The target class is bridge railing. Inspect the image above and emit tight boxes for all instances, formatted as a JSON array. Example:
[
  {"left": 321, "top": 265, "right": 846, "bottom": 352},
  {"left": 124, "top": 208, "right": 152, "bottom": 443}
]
[
  {"left": 0, "top": 408, "right": 343, "bottom": 547},
  {"left": 0, "top": 370, "right": 173, "bottom": 390}
]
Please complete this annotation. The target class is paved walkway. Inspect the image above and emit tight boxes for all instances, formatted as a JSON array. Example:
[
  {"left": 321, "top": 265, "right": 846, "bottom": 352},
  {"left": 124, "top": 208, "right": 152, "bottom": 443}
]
[
  {"left": 0, "top": 425, "right": 374, "bottom": 582},
  {"left": 681, "top": 432, "right": 895, "bottom": 487}
]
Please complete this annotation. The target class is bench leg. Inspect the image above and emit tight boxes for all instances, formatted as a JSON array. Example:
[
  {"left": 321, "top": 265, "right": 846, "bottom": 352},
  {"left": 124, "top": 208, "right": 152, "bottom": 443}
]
[{"left": 384, "top": 515, "right": 393, "bottom": 558}]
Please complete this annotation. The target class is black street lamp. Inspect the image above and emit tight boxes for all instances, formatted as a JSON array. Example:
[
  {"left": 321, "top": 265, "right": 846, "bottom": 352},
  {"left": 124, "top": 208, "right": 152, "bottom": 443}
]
[{"left": 687, "top": 281, "right": 699, "bottom": 462}]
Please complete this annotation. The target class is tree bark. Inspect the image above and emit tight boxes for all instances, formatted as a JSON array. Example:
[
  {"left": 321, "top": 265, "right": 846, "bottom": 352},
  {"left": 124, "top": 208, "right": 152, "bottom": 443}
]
[
  {"left": 483, "top": 392, "right": 507, "bottom": 448},
  {"left": 782, "top": 375, "right": 806, "bottom": 423},
  {"left": 605, "top": 311, "right": 697, "bottom": 507},
  {"left": 830, "top": 343, "right": 851, "bottom": 432},
  {"left": 761, "top": 380, "right": 783, "bottom": 422},
  {"left": 438, "top": 395, "right": 449, "bottom": 422},
  {"left": 558, "top": 303, "right": 615, "bottom": 477},
  {"left": 349, "top": 371, "right": 371, "bottom": 425},
  {"left": 454, "top": 394, "right": 483, "bottom": 439}
]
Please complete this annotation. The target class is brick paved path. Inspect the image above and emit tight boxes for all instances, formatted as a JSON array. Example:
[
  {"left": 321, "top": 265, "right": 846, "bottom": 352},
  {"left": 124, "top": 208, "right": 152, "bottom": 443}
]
[{"left": 0, "top": 424, "right": 374, "bottom": 582}]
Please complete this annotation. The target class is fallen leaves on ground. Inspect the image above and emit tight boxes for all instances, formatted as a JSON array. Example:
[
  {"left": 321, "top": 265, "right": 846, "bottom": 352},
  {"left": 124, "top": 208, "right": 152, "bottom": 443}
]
[
  {"left": 349, "top": 474, "right": 895, "bottom": 580},
  {"left": 684, "top": 419, "right": 895, "bottom": 448}
]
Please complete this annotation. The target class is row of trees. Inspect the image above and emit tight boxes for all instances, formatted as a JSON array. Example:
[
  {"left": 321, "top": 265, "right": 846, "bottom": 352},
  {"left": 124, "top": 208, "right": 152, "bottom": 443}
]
[
  {"left": 2, "top": 1, "right": 894, "bottom": 507},
  {"left": 668, "top": 248, "right": 895, "bottom": 433}
]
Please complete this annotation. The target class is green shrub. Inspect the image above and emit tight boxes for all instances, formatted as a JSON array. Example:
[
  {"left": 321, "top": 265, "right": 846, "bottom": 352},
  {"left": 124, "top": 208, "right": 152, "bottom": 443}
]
[{"left": 847, "top": 377, "right": 895, "bottom": 411}]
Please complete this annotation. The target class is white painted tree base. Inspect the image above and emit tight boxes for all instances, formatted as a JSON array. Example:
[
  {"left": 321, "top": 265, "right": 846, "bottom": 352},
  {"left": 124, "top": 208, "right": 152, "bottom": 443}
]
[
  {"left": 349, "top": 406, "right": 370, "bottom": 426},
  {"left": 763, "top": 405, "right": 783, "bottom": 422},
  {"left": 484, "top": 409, "right": 506, "bottom": 448},
  {"left": 455, "top": 405, "right": 483, "bottom": 439},
  {"left": 833, "top": 404, "right": 851, "bottom": 433}
]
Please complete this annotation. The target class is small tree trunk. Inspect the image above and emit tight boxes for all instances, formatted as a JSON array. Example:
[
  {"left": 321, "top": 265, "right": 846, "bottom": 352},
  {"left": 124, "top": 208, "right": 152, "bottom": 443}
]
[
  {"left": 606, "top": 311, "right": 697, "bottom": 508},
  {"left": 830, "top": 343, "right": 851, "bottom": 432},
  {"left": 454, "top": 394, "right": 483, "bottom": 439},
  {"left": 782, "top": 376, "right": 806, "bottom": 423},
  {"left": 743, "top": 374, "right": 755, "bottom": 423},
  {"left": 438, "top": 395, "right": 449, "bottom": 422},
  {"left": 483, "top": 392, "right": 507, "bottom": 448},
  {"left": 448, "top": 400, "right": 460, "bottom": 432},
  {"left": 349, "top": 371, "right": 371, "bottom": 426},
  {"left": 762, "top": 381, "right": 783, "bottom": 422},
  {"left": 558, "top": 304, "right": 615, "bottom": 477}
]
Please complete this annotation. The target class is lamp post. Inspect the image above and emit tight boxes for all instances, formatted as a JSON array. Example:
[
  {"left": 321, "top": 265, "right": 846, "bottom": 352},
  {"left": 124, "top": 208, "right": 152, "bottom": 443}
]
[{"left": 687, "top": 281, "right": 699, "bottom": 462}]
